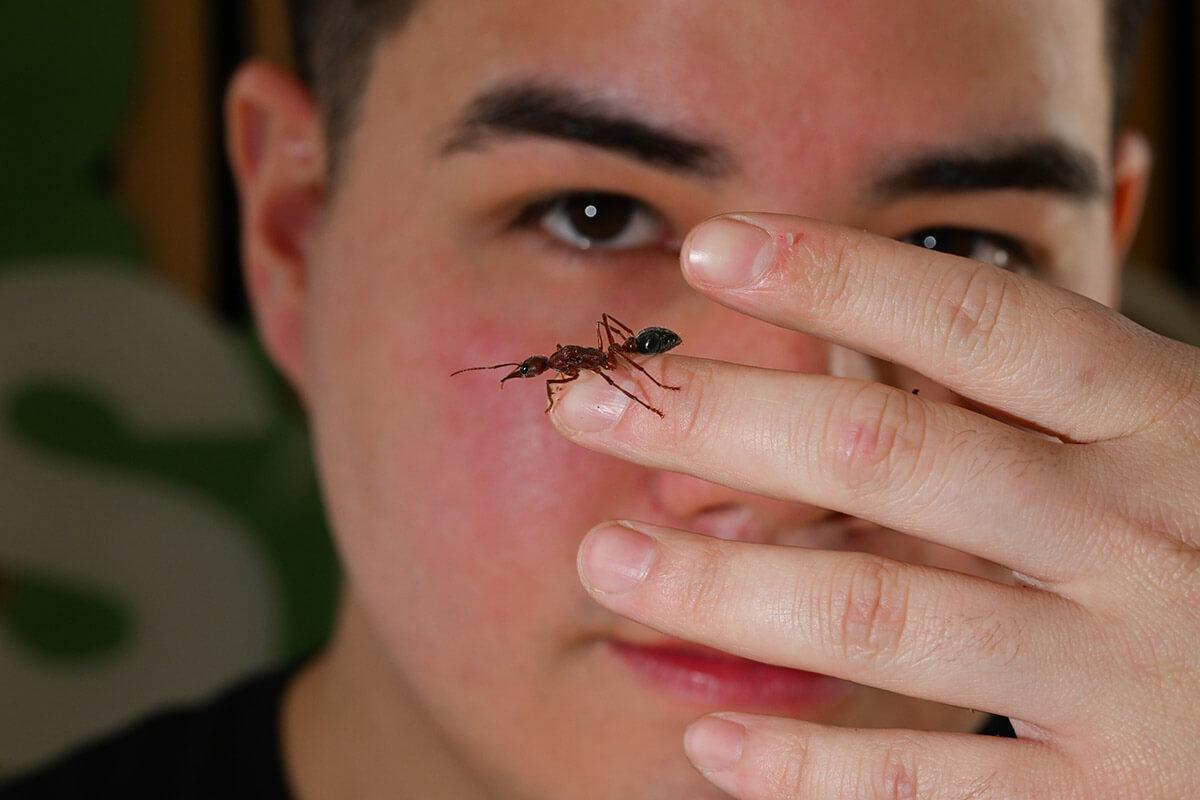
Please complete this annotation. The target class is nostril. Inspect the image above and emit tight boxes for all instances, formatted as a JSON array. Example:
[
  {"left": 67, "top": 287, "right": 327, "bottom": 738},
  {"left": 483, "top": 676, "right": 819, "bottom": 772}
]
[{"left": 690, "top": 504, "right": 754, "bottom": 541}]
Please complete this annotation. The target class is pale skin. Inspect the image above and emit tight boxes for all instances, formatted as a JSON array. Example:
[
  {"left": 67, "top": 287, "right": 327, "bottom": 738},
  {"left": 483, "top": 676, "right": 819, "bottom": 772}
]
[{"left": 227, "top": 1, "right": 1199, "bottom": 798}]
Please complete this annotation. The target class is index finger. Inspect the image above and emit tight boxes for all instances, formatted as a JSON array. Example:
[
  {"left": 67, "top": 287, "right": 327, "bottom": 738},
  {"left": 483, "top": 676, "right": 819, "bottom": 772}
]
[{"left": 681, "top": 213, "right": 1186, "bottom": 443}]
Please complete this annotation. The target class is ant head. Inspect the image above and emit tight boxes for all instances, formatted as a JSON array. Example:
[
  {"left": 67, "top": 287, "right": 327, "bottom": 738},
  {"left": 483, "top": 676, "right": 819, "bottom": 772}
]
[
  {"left": 501, "top": 355, "right": 550, "bottom": 383},
  {"left": 634, "top": 327, "right": 682, "bottom": 356}
]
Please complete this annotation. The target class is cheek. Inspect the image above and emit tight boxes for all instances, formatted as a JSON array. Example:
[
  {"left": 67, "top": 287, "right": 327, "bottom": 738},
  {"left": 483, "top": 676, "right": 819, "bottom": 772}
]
[
  {"left": 307, "top": 213, "right": 648, "bottom": 654},
  {"left": 420, "top": 315, "right": 618, "bottom": 558},
  {"left": 1061, "top": 217, "right": 1119, "bottom": 306},
  {"left": 330, "top": 305, "right": 630, "bottom": 626}
]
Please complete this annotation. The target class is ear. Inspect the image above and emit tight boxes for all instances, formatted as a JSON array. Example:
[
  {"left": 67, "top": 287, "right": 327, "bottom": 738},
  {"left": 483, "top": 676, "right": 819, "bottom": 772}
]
[
  {"left": 1108, "top": 130, "right": 1153, "bottom": 301},
  {"left": 225, "top": 60, "right": 326, "bottom": 404}
]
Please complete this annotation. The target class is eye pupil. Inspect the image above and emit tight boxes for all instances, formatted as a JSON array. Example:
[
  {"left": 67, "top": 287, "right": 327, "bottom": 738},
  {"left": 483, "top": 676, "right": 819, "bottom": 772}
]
[
  {"left": 566, "top": 193, "right": 634, "bottom": 243},
  {"left": 522, "top": 189, "right": 668, "bottom": 253},
  {"left": 903, "top": 226, "right": 1032, "bottom": 274}
]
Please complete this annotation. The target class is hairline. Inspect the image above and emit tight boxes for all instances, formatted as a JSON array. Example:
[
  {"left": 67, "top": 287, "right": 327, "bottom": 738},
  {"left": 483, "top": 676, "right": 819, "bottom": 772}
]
[{"left": 292, "top": 0, "right": 1147, "bottom": 183}]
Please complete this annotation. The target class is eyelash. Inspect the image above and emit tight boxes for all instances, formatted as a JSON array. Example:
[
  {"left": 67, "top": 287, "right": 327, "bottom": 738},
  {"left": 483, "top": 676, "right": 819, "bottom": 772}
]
[
  {"left": 510, "top": 191, "right": 677, "bottom": 255},
  {"left": 511, "top": 190, "right": 1039, "bottom": 274}
]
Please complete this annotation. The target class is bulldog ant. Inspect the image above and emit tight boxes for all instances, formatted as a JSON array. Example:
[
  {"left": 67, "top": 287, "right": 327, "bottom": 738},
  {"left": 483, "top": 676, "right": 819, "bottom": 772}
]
[{"left": 450, "top": 313, "right": 682, "bottom": 417}]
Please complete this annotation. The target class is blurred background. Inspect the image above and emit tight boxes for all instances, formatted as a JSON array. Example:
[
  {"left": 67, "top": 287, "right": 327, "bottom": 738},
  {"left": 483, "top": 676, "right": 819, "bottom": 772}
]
[{"left": 1, "top": 0, "right": 1196, "bottom": 776}]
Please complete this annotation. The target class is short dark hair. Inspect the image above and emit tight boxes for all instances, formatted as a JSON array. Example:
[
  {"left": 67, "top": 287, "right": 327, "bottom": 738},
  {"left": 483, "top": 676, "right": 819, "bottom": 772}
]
[
  {"left": 287, "top": 0, "right": 1151, "bottom": 174},
  {"left": 287, "top": 0, "right": 420, "bottom": 173}
]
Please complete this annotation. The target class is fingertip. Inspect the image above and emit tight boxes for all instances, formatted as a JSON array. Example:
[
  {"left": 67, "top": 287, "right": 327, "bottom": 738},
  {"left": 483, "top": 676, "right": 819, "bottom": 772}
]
[{"left": 682, "top": 215, "right": 774, "bottom": 289}]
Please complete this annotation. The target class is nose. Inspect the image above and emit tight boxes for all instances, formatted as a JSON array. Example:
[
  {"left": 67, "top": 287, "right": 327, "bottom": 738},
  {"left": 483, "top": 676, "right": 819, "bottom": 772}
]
[
  {"left": 675, "top": 300, "right": 828, "bottom": 375},
  {"left": 649, "top": 470, "right": 843, "bottom": 546},
  {"left": 646, "top": 301, "right": 877, "bottom": 545}
]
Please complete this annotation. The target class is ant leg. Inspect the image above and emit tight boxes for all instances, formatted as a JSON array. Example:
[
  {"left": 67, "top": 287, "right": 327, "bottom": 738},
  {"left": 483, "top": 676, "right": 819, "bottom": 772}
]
[
  {"left": 595, "top": 369, "right": 664, "bottom": 418},
  {"left": 598, "top": 316, "right": 622, "bottom": 349},
  {"left": 613, "top": 349, "right": 681, "bottom": 390},
  {"left": 595, "top": 321, "right": 607, "bottom": 350},
  {"left": 598, "top": 313, "right": 634, "bottom": 350},
  {"left": 544, "top": 375, "right": 578, "bottom": 414},
  {"left": 603, "top": 313, "right": 637, "bottom": 340}
]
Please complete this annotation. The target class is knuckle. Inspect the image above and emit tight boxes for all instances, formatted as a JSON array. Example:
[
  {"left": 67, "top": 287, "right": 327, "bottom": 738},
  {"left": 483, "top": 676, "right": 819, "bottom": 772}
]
[
  {"left": 1144, "top": 538, "right": 1200, "bottom": 606},
  {"left": 1111, "top": 614, "right": 1192, "bottom": 699},
  {"left": 659, "top": 357, "right": 717, "bottom": 453},
  {"left": 821, "top": 554, "right": 911, "bottom": 662},
  {"left": 1131, "top": 344, "right": 1200, "bottom": 440},
  {"left": 960, "top": 769, "right": 1012, "bottom": 800},
  {"left": 867, "top": 743, "right": 921, "bottom": 800},
  {"left": 955, "top": 608, "right": 1025, "bottom": 669},
  {"left": 759, "top": 727, "right": 815, "bottom": 797},
  {"left": 800, "top": 228, "right": 863, "bottom": 318},
  {"left": 934, "top": 263, "right": 1021, "bottom": 367},
  {"left": 668, "top": 536, "right": 737, "bottom": 621},
  {"left": 822, "top": 383, "right": 930, "bottom": 498}
]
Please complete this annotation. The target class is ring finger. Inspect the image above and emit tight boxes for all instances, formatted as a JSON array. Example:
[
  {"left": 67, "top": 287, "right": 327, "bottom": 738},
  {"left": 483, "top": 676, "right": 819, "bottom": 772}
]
[{"left": 578, "top": 520, "right": 1091, "bottom": 725}]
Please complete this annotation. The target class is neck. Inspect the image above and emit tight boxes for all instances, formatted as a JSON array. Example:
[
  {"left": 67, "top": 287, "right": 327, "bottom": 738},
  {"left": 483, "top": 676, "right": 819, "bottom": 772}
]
[{"left": 281, "top": 591, "right": 494, "bottom": 800}]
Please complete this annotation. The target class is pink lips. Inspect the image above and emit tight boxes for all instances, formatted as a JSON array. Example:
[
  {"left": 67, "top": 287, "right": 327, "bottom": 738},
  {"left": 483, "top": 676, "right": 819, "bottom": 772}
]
[{"left": 607, "top": 639, "right": 854, "bottom": 716}]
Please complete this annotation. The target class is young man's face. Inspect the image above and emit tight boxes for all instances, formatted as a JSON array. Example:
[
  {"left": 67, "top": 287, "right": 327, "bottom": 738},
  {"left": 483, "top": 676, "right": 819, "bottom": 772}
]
[{"left": 237, "top": 0, "right": 1129, "bottom": 796}]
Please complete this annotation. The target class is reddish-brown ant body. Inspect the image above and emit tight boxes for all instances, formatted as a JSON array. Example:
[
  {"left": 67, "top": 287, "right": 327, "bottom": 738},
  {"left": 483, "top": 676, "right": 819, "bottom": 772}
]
[{"left": 450, "top": 313, "right": 682, "bottom": 416}]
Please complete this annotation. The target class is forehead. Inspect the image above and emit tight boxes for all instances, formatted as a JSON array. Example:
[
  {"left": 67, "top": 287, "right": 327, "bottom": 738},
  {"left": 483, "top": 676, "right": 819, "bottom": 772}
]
[{"left": 369, "top": 0, "right": 1109, "bottom": 182}]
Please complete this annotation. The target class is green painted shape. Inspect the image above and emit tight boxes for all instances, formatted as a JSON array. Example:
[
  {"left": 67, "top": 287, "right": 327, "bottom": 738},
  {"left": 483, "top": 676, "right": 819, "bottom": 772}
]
[
  {"left": 0, "top": 1, "right": 340, "bottom": 666},
  {"left": 0, "top": 2, "right": 140, "bottom": 264},
  {"left": 4, "top": 358, "right": 340, "bottom": 659},
  {"left": 2, "top": 568, "right": 132, "bottom": 662}
]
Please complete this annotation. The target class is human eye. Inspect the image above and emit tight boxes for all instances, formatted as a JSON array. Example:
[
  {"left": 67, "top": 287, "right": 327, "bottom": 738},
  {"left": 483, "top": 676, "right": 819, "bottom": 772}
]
[
  {"left": 898, "top": 226, "right": 1039, "bottom": 276},
  {"left": 512, "top": 190, "right": 674, "bottom": 252}
]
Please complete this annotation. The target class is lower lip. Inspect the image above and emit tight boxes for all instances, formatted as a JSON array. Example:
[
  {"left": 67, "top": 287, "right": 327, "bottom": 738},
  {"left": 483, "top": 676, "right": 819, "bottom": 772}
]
[{"left": 607, "top": 639, "right": 853, "bottom": 716}]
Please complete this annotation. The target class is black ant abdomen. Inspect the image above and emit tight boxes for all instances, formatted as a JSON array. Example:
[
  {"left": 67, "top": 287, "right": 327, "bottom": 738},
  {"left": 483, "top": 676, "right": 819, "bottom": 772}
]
[{"left": 634, "top": 327, "right": 682, "bottom": 356}]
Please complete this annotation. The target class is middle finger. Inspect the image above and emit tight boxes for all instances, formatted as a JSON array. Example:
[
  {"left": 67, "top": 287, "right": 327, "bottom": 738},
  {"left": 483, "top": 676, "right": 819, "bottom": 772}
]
[{"left": 550, "top": 357, "right": 1105, "bottom": 584}]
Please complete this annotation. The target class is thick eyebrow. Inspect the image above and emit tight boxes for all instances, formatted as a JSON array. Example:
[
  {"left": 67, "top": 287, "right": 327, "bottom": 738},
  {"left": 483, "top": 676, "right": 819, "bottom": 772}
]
[
  {"left": 439, "top": 82, "right": 734, "bottom": 179},
  {"left": 875, "top": 138, "right": 1105, "bottom": 201}
]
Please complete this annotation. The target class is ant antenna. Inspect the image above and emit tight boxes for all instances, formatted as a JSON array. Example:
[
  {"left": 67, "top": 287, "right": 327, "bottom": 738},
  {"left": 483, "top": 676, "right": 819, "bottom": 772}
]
[{"left": 449, "top": 363, "right": 521, "bottom": 376}]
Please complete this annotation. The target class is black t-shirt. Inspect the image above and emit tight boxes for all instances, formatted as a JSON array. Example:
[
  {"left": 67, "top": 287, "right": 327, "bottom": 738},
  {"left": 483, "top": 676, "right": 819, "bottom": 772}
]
[
  {"left": 1, "top": 663, "right": 1016, "bottom": 798},
  {"left": 0, "top": 661, "right": 301, "bottom": 799}
]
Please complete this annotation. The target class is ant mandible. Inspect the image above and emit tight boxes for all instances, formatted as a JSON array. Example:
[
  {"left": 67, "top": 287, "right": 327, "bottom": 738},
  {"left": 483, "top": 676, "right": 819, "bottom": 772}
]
[{"left": 450, "top": 313, "right": 682, "bottom": 417}]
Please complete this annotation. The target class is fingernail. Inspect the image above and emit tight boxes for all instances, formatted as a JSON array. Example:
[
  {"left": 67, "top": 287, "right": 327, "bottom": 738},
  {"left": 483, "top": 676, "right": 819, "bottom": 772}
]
[
  {"left": 553, "top": 373, "right": 630, "bottom": 433},
  {"left": 684, "top": 216, "right": 775, "bottom": 288},
  {"left": 579, "top": 523, "right": 656, "bottom": 594},
  {"left": 684, "top": 716, "right": 746, "bottom": 773}
]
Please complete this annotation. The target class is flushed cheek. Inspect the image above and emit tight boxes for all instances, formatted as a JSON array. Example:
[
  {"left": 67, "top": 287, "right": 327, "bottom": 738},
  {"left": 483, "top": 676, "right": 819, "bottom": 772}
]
[
  {"left": 374, "top": 308, "right": 639, "bottom": 572},
  {"left": 317, "top": 281, "right": 646, "bottom": 655},
  {"left": 425, "top": 314, "right": 620, "bottom": 521},
  {"left": 369, "top": 439, "right": 618, "bottom": 690}
]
